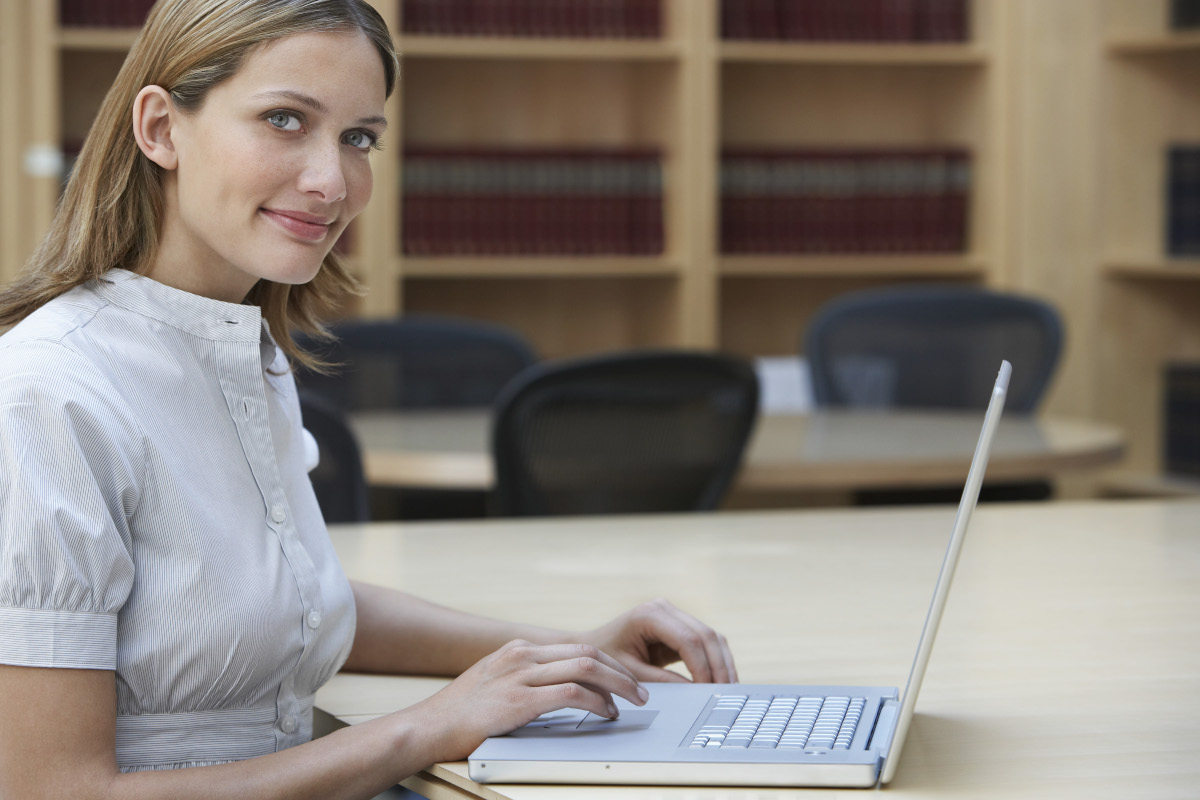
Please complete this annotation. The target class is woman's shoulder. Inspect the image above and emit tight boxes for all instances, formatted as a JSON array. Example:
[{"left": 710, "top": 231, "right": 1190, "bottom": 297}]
[
  {"left": 0, "top": 288, "right": 129, "bottom": 409},
  {"left": 0, "top": 283, "right": 106, "bottom": 355}
]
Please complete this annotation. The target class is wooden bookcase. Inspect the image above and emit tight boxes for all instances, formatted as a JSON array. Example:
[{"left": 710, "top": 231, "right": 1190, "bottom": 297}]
[
  {"left": 6, "top": 0, "right": 1006, "bottom": 364},
  {"left": 0, "top": 1, "right": 58, "bottom": 290},
  {"left": 1098, "top": 0, "right": 1200, "bottom": 488},
  {"left": 385, "top": 0, "right": 1006, "bottom": 359}
]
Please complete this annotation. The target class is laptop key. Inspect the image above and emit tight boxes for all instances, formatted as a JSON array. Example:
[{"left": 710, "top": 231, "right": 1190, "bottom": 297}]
[{"left": 698, "top": 708, "right": 742, "bottom": 731}]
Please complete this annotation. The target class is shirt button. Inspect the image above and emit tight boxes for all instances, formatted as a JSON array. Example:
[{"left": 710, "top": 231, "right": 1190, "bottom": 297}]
[
  {"left": 307, "top": 609, "right": 322, "bottom": 630},
  {"left": 281, "top": 714, "right": 297, "bottom": 734},
  {"left": 270, "top": 505, "right": 286, "bottom": 523}
]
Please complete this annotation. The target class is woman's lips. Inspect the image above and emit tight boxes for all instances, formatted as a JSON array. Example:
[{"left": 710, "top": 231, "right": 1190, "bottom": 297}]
[{"left": 261, "top": 208, "right": 332, "bottom": 241}]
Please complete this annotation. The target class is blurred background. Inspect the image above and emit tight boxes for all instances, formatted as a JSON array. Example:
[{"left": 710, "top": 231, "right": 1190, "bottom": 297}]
[{"left": 2, "top": 0, "right": 1199, "bottom": 507}]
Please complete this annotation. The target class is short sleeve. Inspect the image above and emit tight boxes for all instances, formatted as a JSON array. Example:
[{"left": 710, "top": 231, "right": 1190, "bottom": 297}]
[{"left": 0, "top": 341, "right": 142, "bottom": 670}]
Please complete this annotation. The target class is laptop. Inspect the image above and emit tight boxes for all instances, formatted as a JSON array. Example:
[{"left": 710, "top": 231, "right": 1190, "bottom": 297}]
[{"left": 468, "top": 360, "right": 1012, "bottom": 789}]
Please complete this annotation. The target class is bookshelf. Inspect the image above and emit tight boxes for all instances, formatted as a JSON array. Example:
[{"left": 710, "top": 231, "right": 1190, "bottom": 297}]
[
  {"left": 1099, "top": 0, "right": 1200, "bottom": 482},
  {"left": 716, "top": 1, "right": 1003, "bottom": 356},
  {"left": 8, "top": 0, "right": 1004, "bottom": 364}
]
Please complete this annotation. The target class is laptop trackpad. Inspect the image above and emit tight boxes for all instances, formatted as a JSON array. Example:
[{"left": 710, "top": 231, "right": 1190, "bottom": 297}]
[
  {"left": 507, "top": 709, "right": 658, "bottom": 737},
  {"left": 577, "top": 709, "right": 658, "bottom": 732}
]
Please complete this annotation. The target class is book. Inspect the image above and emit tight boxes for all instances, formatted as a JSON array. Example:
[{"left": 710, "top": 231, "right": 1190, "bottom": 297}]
[
  {"left": 402, "top": 147, "right": 664, "bottom": 257},
  {"left": 59, "top": 0, "right": 156, "bottom": 27},
  {"left": 1164, "top": 363, "right": 1200, "bottom": 478},
  {"left": 721, "top": 0, "right": 965, "bottom": 42},
  {"left": 1170, "top": 0, "right": 1200, "bottom": 30},
  {"left": 1167, "top": 146, "right": 1200, "bottom": 257},
  {"left": 719, "top": 147, "right": 970, "bottom": 254},
  {"left": 400, "top": 0, "right": 662, "bottom": 38}
]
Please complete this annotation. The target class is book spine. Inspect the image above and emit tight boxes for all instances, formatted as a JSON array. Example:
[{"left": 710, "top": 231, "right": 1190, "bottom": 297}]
[
  {"left": 1171, "top": 0, "right": 1200, "bottom": 30},
  {"left": 1167, "top": 146, "right": 1200, "bottom": 257},
  {"left": 718, "top": 148, "right": 971, "bottom": 254},
  {"left": 401, "top": 147, "right": 664, "bottom": 256},
  {"left": 1164, "top": 363, "right": 1200, "bottom": 478}
]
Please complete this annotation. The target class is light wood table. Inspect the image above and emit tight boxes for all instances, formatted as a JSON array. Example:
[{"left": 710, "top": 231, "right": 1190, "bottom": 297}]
[
  {"left": 316, "top": 499, "right": 1200, "bottom": 799},
  {"left": 350, "top": 409, "right": 1126, "bottom": 494}
]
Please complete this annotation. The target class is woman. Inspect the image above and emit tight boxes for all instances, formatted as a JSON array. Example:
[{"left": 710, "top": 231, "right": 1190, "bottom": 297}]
[{"left": 0, "top": 1, "right": 736, "bottom": 797}]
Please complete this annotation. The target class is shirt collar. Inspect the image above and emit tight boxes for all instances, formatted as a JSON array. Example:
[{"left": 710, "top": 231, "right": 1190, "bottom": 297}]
[{"left": 95, "top": 269, "right": 281, "bottom": 370}]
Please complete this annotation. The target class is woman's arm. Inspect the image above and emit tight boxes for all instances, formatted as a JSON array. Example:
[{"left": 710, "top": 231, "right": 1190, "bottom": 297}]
[
  {"left": 344, "top": 580, "right": 738, "bottom": 684},
  {"left": 0, "top": 639, "right": 645, "bottom": 800},
  {"left": 0, "top": 664, "right": 429, "bottom": 800}
]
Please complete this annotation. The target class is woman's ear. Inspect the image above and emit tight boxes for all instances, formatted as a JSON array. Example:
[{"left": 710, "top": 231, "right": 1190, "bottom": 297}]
[{"left": 132, "top": 86, "right": 178, "bottom": 170}]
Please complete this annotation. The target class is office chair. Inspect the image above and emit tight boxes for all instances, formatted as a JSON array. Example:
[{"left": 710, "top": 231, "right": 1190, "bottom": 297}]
[
  {"left": 293, "top": 314, "right": 539, "bottom": 520},
  {"left": 804, "top": 284, "right": 1065, "bottom": 503},
  {"left": 298, "top": 390, "right": 370, "bottom": 524},
  {"left": 491, "top": 350, "right": 760, "bottom": 517},
  {"left": 805, "top": 285, "right": 1063, "bottom": 413},
  {"left": 293, "top": 314, "right": 539, "bottom": 411}
]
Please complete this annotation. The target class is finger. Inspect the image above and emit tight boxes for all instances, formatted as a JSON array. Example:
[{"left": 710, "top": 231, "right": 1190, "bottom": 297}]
[
  {"left": 642, "top": 600, "right": 731, "bottom": 684},
  {"left": 526, "top": 654, "right": 647, "bottom": 708},
  {"left": 527, "top": 682, "right": 621, "bottom": 721},
  {"left": 522, "top": 643, "right": 641, "bottom": 686},
  {"left": 624, "top": 660, "right": 690, "bottom": 684},
  {"left": 721, "top": 634, "right": 739, "bottom": 684}
]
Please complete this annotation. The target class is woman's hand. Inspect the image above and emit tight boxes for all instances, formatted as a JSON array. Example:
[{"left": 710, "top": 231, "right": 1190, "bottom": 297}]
[
  {"left": 406, "top": 639, "right": 650, "bottom": 763},
  {"left": 576, "top": 598, "right": 738, "bottom": 685}
]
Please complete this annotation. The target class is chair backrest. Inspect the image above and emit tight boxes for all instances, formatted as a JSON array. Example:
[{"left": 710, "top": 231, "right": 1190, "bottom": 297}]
[
  {"left": 294, "top": 314, "right": 539, "bottom": 411},
  {"left": 491, "top": 350, "right": 760, "bottom": 517},
  {"left": 805, "top": 285, "right": 1063, "bottom": 413},
  {"left": 298, "top": 390, "right": 370, "bottom": 523}
]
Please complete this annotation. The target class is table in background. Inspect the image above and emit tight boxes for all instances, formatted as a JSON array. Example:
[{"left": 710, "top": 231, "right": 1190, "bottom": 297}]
[
  {"left": 350, "top": 409, "right": 1126, "bottom": 496},
  {"left": 316, "top": 498, "right": 1200, "bottom": 799}
]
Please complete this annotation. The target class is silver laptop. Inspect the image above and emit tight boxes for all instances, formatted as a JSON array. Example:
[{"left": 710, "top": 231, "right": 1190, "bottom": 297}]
[{"left": 468, "top": 360, "right": 1011, "bottom": 789}]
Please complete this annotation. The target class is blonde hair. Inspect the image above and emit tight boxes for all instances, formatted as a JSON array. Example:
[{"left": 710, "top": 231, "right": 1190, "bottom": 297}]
[{"left": 0, "top": 0, "right": 398, "bottom": 367}]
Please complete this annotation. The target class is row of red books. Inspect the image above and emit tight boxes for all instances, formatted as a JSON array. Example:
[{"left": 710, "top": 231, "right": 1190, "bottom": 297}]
[
  {"left": 59, "top": 0, "right": 155, "bottom": 27},
  {"left": 721, "top": 0, "right": 969, "bottom": 42},
  {"left": 401, "top": 148, "right": 664, "bottom": 256},
  {"left": 720, "top": 149, "right": 970, "bottom": 254},
  {"left": 401, "top": 0, "right": 662, "bottom": 38}
]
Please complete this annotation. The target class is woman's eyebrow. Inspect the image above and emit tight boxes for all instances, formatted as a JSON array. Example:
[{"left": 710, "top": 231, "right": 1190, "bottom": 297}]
[{"left": 253, "top": 89, "right": 388, "bottom": 129}]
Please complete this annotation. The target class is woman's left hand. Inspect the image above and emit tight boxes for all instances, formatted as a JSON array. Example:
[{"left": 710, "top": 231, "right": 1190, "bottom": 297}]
[{"left": 575, "top": 598, "right": 738, "bottom": 684}]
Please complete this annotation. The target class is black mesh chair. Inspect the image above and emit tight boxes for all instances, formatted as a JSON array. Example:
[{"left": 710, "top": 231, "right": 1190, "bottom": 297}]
[
  {"left": 298, "top": 390, "right": 370, "bottom": 524},
  {"left": 491, "top": 350, "right": 760, "bottom": 517},
  {"left": 293, "top": 314, "right": 539, "bottom": 411},
  {"left": 293, "top": 314, "right": 538, "bottom": 520},
  {"left": 804, "top": 284, "right": 1065, "bottom": 503},
  {"left": 806, "top": 285, "right": 1063, "bottom": 413}
]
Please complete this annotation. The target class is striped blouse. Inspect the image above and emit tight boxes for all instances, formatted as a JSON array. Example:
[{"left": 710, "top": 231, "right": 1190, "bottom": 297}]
[{"left": 0, "top": 269, "right": 357, "bottom": 771}]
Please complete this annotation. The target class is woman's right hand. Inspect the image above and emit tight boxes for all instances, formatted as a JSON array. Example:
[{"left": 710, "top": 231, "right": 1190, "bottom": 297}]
[{"left": 405, "top": 639, "right": 650, "bottom": 763}]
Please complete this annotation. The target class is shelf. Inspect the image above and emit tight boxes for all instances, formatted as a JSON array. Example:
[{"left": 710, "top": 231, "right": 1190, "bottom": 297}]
[
  {"left": 58, "top": 27, "right": 140, "bottom": 50},
  {"left": 719, "top": 42, "right": 988, "bottom": 65},
  {"left": 719, "top": 254, "right": 986, "bottom": 278},
  {"left": 398, "top": 35, "right": 680, "bottom": 61},
  {"left": 400, "top": 256, "right": 681, "bottom": 279},
  {"left": 1104, "top": 260, "right": 1200, "bottom": 280},
  {"left": 1107, "top": 30, "right": 1200, "bottom": 55}
]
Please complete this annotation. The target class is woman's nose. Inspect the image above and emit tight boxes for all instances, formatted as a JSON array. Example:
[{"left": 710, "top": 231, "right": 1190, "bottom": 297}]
[{"left": 299, "top": 142, "right": 347, "bottom": 203}]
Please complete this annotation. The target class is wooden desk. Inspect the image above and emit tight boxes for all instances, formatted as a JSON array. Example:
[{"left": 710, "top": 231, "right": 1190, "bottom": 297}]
[
  {"left": 350, "top": 410, "right": 1126, "bottom": 494},
  {"left": 316, "top": 499, "right": 1200, "bottom": 799}
]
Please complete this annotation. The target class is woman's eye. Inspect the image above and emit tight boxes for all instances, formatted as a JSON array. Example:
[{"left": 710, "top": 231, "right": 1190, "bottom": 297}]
[
  {"left": 344, "top": 130, "right": 379, "bottom": 152},
  {"left": 267, "top": 112, "right": 302, "bottom": 132}
]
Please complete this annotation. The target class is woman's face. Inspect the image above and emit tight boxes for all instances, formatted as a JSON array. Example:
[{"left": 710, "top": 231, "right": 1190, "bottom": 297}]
[{"left": 150, "top": 29, "right": 387, "bottom": 302}]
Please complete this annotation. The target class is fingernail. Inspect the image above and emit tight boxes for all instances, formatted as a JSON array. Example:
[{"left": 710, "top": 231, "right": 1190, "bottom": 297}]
[
  {"left": 636, "top": 686, "right": 649, "bottom": 703},
  {"left": 608, "top": 704, "right": 619, "bottom": 719}
]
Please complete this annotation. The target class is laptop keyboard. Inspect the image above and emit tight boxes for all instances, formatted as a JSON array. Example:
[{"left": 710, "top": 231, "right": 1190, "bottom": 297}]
[{"left": 688, "top": 695, "right": 866, "bottom": 750}]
